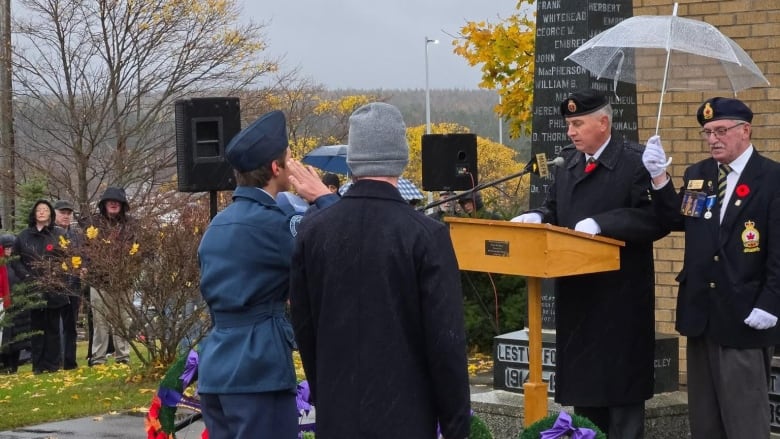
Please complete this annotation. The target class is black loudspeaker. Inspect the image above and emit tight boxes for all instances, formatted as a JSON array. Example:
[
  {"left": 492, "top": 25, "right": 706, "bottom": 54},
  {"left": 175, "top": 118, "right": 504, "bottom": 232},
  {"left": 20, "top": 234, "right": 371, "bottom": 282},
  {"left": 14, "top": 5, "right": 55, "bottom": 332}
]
[
  {"left": 175, "top": 97, "right": 240, "bottom": 192},
  {"left": 421, "top": 133, "right": 478, "bottom": 191}
]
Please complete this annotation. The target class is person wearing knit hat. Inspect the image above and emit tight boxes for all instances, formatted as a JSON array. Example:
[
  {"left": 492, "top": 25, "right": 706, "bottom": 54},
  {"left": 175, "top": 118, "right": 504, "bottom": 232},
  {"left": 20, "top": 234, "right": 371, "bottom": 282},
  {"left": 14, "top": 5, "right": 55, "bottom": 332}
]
[
  {"left": 346, "top": 102, "right": 409, "bottom": 178},
  {"left": 198, "top": 110, "right": 339, "bottom": 439},
  {"left": 643, "top": 97, "right": 780, "bottom": 438},
  {"left": 289, "top": 102, "right": 471, "bottom": 439}
]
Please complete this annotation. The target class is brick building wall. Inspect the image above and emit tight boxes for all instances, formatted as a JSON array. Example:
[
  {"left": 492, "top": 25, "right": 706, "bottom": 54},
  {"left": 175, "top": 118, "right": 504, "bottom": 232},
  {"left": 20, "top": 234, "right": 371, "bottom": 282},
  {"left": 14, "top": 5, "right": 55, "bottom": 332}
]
[{"left": 631, "top": 0, "right": 780, "bottom": 384}]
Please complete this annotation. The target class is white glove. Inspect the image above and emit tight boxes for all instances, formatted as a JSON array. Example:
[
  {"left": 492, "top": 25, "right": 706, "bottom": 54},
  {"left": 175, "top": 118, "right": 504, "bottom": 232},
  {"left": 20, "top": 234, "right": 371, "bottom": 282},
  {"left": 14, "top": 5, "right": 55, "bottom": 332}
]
[
  {"left": 510, "top": 213, "right": 542, "bottom": 223},
  {"left": 744, "top": 308, "right": 778, "bottom": 330},
  {"left": 574, "top": 218, "right": 601, "bottom": 235},
  {"left": 642, "top": 135, "right": 672, "bottom": 178}
]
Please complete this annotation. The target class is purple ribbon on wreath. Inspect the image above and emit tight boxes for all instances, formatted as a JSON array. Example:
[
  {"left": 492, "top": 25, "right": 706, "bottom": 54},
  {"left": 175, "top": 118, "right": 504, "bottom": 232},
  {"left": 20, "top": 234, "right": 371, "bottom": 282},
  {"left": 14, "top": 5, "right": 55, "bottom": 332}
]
[
  {"left": 540, "top": 411, "right": 596, "bottom": 439},
  {"left": 180, "top": 349, "right": 199, "bottom": 388},
  {"left": 297, "top": 380, "right": 315, "bottom": 437},
  {"left": 297, "top": 380, "right": 312, "bottom": 416}
]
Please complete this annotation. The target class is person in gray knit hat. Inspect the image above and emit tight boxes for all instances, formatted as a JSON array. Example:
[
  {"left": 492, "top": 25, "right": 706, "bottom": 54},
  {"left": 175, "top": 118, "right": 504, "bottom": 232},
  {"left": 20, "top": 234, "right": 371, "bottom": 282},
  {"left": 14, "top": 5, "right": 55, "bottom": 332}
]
[
  {"left": 290, "top": 102, "right": 471, "bottom": 439},
  {"left": 346, "top": 102, "right": 409, "bottom": 177}
]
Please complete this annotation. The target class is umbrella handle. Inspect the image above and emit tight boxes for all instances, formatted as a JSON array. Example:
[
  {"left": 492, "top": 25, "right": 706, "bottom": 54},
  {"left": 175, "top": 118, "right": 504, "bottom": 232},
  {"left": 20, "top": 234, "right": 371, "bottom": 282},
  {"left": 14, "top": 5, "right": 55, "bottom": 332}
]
[{"left": 656, "top": 3, "right": 679, "bottom": 135}]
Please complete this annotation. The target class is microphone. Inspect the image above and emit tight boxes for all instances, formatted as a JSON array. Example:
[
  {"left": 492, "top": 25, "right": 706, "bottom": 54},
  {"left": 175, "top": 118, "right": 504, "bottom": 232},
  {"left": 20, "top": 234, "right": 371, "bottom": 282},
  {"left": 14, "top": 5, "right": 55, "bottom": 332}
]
[
  {"left": 418, "top": 154, "right": 565, "bottom": 212},
  {"left": 524, "top": 154, "right": 565, "bottom": 178},
  {"left": 549, "top": 156, "right": 565, "bottom": 169}
]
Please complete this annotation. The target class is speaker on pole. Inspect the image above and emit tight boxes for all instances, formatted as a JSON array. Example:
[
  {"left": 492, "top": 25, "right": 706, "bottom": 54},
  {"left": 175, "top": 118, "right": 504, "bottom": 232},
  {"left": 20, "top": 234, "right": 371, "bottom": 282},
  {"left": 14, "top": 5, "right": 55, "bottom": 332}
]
[
  {"left": 421, "top": 133, "right": 478, "bottom": 191},
  {"left": 175, "top": 97, "right": 240, "bottom": 192}
]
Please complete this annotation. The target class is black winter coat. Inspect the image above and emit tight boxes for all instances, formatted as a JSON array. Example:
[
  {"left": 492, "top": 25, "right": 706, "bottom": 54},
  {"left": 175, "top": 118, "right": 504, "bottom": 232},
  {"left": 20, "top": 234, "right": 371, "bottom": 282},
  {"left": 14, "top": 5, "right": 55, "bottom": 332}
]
[
  {"left": 14, "top": 200, "right": 68, "bottom": 309},
  {"left": 290, "top": 180, "right": 471, "bottom": 439},
  {"left": 653, "top": 151, "right": 780, "bottom": 348},
  {"left": 531, "top": 138, "right": 669, "bottom": 406}
]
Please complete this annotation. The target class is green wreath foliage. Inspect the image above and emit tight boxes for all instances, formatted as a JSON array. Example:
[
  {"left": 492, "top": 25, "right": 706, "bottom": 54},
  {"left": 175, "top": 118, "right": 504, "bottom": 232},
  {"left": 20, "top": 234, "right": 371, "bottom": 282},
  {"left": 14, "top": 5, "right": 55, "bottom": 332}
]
[
  {"left": 156, "top": 351, "right": 190, "bottom": 434},
  {"left": 519, "top": 412, "right": 606, "bottom": 439},
  {"left": 470, "top": 413, "right": 494, "bottom": 439}
]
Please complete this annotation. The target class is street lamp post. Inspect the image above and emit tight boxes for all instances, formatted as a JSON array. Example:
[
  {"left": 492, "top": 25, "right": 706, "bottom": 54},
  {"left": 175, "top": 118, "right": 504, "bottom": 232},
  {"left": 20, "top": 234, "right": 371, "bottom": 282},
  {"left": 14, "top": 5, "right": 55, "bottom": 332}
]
[{"left": 424, "top": 36, "right": 438, "bottom": 134}]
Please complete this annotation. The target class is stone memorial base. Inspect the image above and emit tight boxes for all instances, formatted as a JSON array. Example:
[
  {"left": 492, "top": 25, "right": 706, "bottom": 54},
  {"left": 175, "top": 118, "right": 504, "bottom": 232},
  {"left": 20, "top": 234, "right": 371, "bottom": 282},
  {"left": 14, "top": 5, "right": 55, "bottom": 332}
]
[
  {"left": 493, "top": 329, "right": 680, "bottom": 395},
  {"left": 471, "top": 390, "right": 690, "bottom": 439}
]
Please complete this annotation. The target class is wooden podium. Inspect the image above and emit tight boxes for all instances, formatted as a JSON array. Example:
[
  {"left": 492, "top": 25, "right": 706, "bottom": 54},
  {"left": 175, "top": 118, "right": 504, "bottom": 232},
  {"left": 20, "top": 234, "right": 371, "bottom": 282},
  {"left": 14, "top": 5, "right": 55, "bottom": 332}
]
[{"left": 445, "top": 217, "right": 624, "bottom": 426}]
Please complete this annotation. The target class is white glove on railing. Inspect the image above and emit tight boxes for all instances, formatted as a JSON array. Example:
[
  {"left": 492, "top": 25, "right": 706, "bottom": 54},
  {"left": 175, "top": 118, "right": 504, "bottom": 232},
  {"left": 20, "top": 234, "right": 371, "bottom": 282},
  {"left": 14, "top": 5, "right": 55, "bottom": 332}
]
[
  {"left": 510, "top": 213, "right": 542, "bottom": 223},
  {"left": 574, "top": 218, "right": 601, "bottom": 235},
  {"left": 744, "top": 308, "right": 778, "bottom": 330},
  {"left": 642, "top": 135, "right": 672, "bottom": 178}
]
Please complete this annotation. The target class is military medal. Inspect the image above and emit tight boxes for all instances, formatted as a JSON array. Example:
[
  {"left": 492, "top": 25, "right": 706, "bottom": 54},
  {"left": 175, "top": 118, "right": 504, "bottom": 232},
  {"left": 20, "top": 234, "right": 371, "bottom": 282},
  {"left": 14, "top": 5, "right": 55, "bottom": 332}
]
[
  {"left": 681, "top": 191, "right": 706, "bottom": 218},
  {"left": 703, "top": 195, "right": 716, "bottom": 219}
]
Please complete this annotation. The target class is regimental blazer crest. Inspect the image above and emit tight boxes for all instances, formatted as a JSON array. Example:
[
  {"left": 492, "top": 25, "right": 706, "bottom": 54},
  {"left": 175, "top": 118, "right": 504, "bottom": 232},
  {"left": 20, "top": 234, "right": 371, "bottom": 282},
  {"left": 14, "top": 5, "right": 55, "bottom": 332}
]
[{"left": 741, "top": 220, "right": 760, "bottom": 253}]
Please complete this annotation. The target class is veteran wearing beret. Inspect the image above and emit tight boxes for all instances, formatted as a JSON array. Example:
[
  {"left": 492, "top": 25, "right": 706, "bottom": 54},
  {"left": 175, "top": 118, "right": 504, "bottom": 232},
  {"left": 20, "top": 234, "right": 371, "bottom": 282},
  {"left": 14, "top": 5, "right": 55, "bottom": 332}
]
[
  {"left": 512, "top": 89, "right": 669, "bottom": 438},
  {"left": 197, "top": 110, "right": 338, "bottom": 439},
  {"left": 643, "top": 97, "right": 780, "bottom": 438}
]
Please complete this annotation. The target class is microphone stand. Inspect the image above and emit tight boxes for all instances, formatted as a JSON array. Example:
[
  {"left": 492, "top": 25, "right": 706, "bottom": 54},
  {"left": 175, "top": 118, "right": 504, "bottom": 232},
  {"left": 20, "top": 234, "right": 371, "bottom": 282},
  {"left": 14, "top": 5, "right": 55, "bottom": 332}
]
[
  {"left": 417, "top": 164, "right": 536, "bottom": 212},
  {"left": 417, "top": 154, "right": 564, "bottom": 212}
]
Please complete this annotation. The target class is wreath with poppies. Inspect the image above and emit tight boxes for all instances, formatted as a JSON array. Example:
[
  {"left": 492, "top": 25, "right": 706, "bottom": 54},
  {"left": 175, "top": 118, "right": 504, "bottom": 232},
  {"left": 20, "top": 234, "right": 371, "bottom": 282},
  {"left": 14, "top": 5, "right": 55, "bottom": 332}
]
[
  {"left": 520, "top": 411, "right": 605, "bottom": 439},
  {"left": 145, "top": 349, "right": 203, "bottom": 439}
]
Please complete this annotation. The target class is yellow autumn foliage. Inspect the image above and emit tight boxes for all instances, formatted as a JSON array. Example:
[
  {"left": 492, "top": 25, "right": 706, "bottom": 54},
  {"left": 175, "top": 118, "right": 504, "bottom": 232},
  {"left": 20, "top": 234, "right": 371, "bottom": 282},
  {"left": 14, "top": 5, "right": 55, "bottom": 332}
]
[{"left": 454, "top": 1, "right": 537, "bottom": 138}]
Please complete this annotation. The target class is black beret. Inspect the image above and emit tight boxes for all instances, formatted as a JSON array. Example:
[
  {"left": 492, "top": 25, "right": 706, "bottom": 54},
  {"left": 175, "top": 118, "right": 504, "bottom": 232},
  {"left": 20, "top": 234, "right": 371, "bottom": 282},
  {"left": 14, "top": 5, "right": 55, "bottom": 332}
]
[
  {"left": 696, "top": 97, "right": 753, "bottom": 126},
  {"left": 225, "top": 110, "right": 288, "bottom": 172},
  {"left": 560, "top": 89, "right": 609, "bottom": 117}
]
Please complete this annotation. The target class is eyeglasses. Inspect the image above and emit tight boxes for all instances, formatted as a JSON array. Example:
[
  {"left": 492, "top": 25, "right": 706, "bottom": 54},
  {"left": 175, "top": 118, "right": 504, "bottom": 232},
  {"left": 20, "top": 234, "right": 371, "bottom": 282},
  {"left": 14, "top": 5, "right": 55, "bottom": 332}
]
[{"left": 699, "top": 122, "right": 746, "bottom": 139}]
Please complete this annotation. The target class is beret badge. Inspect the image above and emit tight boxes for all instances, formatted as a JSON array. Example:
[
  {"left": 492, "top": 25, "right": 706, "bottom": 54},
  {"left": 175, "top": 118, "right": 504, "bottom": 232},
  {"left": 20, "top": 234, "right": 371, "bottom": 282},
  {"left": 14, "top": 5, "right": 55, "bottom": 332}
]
[
  {"left": 702, "top": 102, "right": 714, "bottom": 120},
  {"left": 567, "top": 100, "right": 577, "bottom": 113}
]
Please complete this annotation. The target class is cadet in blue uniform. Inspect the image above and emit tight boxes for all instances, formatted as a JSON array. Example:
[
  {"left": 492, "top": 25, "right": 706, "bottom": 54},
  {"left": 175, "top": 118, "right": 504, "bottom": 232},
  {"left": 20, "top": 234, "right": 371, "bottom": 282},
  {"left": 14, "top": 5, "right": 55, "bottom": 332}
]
[
  {"left": 197, "top": 110, "right": 337, "bottom": 439},
  {"left": 643, "top": 97, "right": 780, "bottom": 438}
]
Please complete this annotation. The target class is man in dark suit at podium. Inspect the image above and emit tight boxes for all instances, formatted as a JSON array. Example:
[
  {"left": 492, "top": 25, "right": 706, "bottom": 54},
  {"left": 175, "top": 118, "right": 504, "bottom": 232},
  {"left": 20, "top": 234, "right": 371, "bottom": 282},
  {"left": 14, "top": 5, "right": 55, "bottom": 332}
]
[
  {"left": 642, "top": 97, "right": 780, "bottom": 438},
  {"left": 512, "top": 89, "right": 668, "bottom": 438}
]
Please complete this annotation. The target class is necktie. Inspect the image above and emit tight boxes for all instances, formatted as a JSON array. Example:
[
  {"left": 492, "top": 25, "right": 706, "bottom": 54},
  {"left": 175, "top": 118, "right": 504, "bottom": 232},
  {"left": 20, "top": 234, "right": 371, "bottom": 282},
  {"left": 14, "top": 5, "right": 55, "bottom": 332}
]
[
  {"left": 584, "top": 157, "right": 597, "bottom": 173},
  {"left": 718, "top": 163, "right": 732, "bottom": 207}
]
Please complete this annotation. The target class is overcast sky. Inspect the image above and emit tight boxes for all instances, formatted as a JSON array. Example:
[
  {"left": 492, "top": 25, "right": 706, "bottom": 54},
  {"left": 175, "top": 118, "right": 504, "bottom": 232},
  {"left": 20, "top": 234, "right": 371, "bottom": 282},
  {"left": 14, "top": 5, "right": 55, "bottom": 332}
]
[{"left": 243, "top": 0, "right": 520, "bottom": 90}]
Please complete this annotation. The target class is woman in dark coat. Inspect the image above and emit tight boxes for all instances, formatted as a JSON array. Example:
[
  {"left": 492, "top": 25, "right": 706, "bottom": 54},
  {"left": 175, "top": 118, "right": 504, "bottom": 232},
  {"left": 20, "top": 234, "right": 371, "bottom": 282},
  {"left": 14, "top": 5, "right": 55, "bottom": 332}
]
[{"left": 14, "top": 200, "right": 67, "bottom": 373}]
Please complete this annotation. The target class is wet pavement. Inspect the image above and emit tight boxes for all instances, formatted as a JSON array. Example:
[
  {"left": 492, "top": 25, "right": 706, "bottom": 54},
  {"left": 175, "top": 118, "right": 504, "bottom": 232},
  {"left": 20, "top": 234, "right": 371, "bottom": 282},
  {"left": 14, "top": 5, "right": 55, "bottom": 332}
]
[
  {"left": 0, "top": 412, "right": 203, "bottom": 439},
  {"left": 0, "top": 382, "right": 492, "bottom": 438}
]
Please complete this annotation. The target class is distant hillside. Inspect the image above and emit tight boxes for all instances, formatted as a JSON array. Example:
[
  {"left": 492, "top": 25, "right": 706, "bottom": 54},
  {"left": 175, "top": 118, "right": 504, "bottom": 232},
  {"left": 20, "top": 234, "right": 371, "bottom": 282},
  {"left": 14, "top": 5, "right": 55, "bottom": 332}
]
[{"left": 325, "top": 89, "right": 531, "bottom": 161}]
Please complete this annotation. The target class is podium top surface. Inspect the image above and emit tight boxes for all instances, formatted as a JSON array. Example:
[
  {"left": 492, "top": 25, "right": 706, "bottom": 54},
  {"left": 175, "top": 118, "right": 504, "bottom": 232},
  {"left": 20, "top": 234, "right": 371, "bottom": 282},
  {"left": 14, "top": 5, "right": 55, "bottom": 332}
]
[
  {"left": 444, "top": 217, "right": 624, "bottom": 247},
  {"left": 444, "top": 217, "right": 624, "bottom": 277}
]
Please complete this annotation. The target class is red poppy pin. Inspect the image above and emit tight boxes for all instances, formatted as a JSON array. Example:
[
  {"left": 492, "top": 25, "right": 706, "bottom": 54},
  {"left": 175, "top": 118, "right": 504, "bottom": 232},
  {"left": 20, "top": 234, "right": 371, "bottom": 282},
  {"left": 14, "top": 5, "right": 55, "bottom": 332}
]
[
  {"left": 584, "top": 162, "right": 597, "bottom": 173},
  {"left": 735, "top": 184, "right": 750, "bottom": 198},
  {"left": 45, "top": 243, "right": 54, "bottom": 252}
]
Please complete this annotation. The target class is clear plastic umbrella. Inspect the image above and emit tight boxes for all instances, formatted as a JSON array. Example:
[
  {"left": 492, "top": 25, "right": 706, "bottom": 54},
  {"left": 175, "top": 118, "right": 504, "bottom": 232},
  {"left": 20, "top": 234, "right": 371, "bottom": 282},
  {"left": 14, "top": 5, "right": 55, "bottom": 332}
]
[{"left": 565, "top": 3, "right": 770, "bottom": 134}]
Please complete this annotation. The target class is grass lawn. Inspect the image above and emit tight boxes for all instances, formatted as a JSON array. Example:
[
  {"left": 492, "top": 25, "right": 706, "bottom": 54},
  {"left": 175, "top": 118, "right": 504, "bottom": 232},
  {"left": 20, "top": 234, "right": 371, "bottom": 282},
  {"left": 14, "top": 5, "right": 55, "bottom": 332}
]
[
  {"left": 0, "top": 341, "right": 494, "bottom": 432},
  {"left": 0, "top": 341, "right": 157, "bottom": 431}
]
